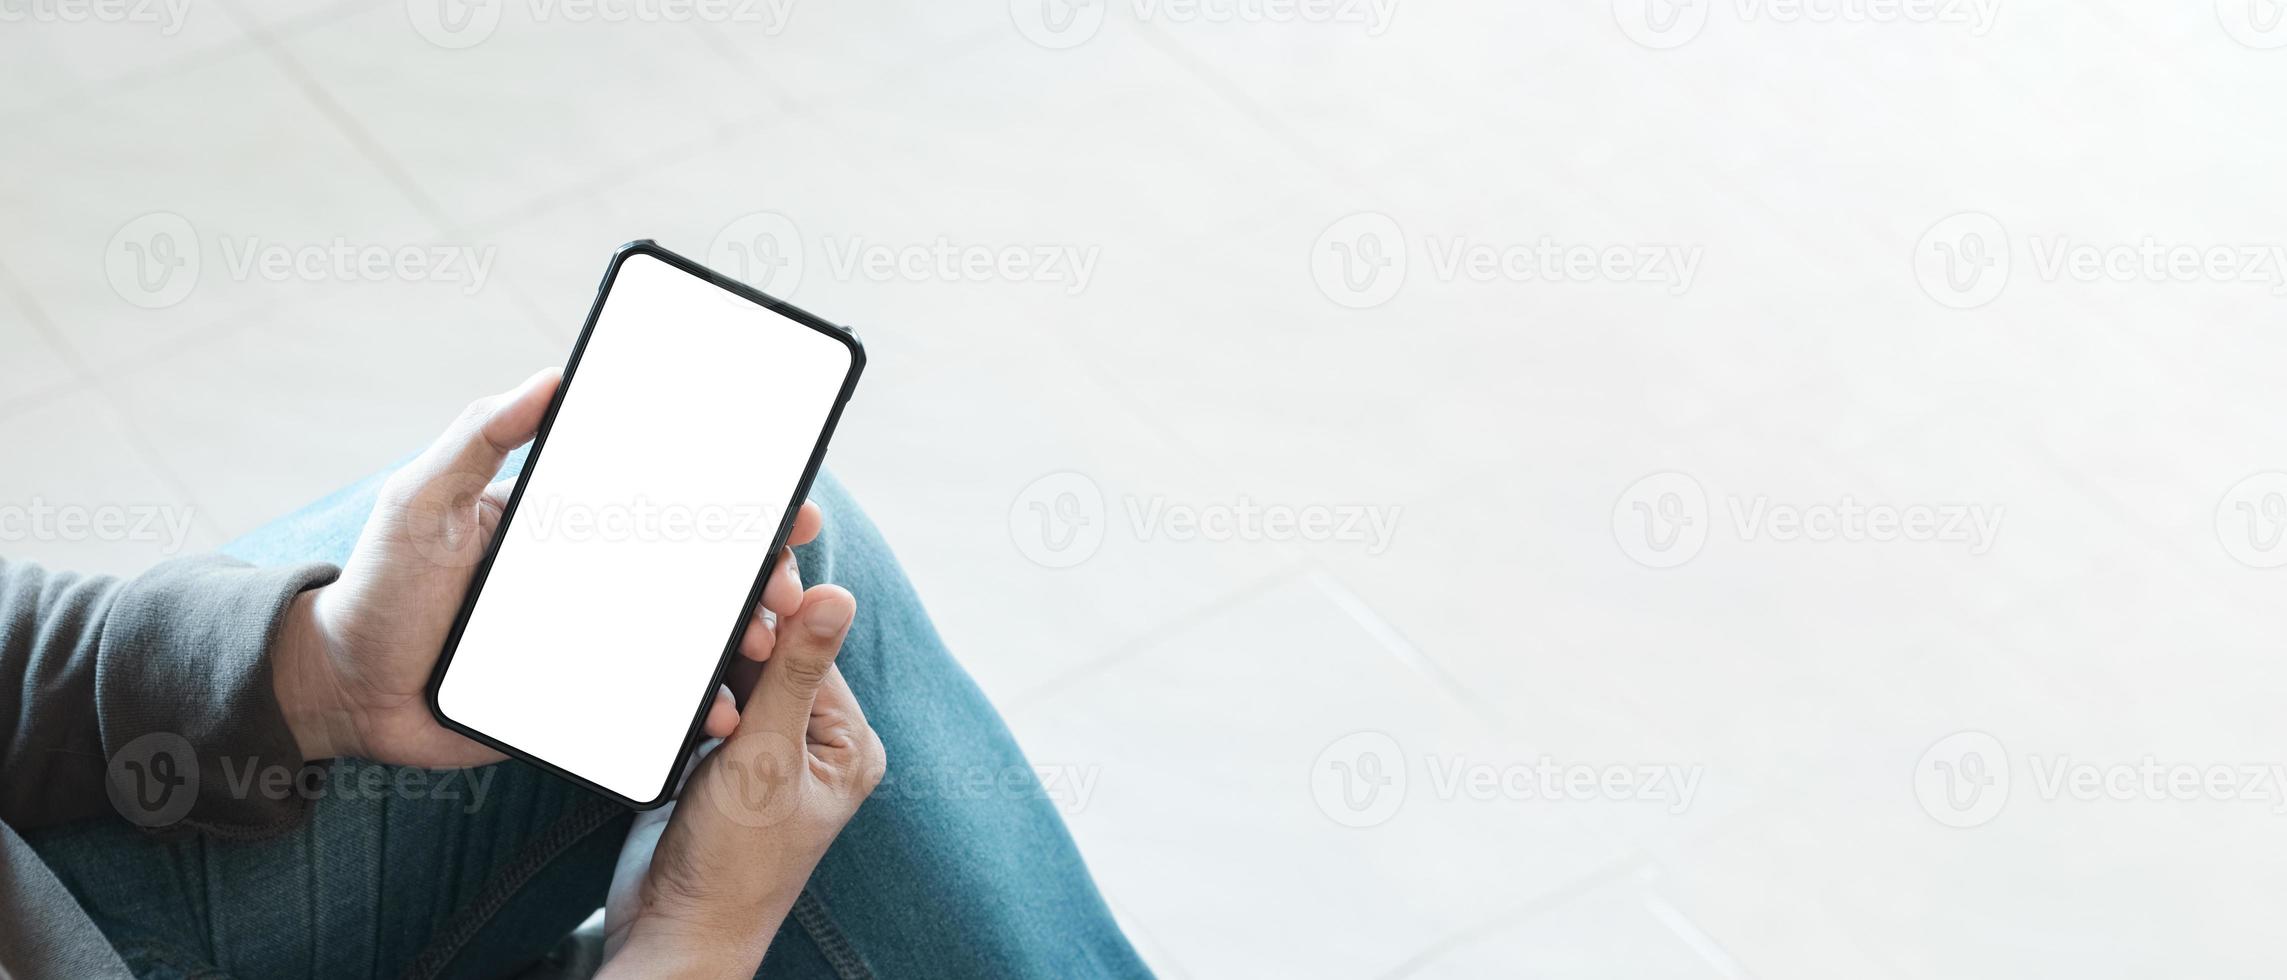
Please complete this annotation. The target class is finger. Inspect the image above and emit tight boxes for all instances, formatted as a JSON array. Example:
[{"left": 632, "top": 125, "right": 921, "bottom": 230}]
[
  {"left": 407, "top": 368, "right": 560, "bottom": 488},
  {"left": 723, "top": 650, "right": 764, "bottom": 711},
  {"left": 809, "top": 665, "right": 885, "bottom": 788},
  {"left": 741, "top": 584, "right": 855, "bottom": 744},
  {"left": 702, "top": 684, "right": 738, "bottom": 739},
  {"left": 740, "top": 611, "right": 776, "bottom": 662},
  {"left": 476, "top": 476, "right": 519, "bottom": 535},
  {"left": 807, "top": 663, "right": 869, "bottom": 743},
  {"left": 787, "top": 501, "right": 825, "bottom": 548},
  {"left": 760, "top": 548, "right": 802, "bottom": 618}
]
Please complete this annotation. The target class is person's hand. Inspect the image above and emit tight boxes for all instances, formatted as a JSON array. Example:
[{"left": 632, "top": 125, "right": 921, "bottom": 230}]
[
  {"left": 270, "top": 368, "right": 829, "bottom": 766},
  {"left": 598, "top": 584, "right": 885, "bottom": 978}
]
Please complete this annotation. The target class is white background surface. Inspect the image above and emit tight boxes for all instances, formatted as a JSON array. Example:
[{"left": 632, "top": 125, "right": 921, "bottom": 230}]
[
  {"left": 439, "top": 252, "right": 852, "bottom": 803},
  {"left": 5, "top": 1, "right": 2287, "bottom": 977}
]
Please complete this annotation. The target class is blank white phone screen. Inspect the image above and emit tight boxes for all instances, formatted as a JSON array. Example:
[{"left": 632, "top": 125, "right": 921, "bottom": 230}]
[{"left": 437, "top": 251, "right": 853, "bottom": 803}]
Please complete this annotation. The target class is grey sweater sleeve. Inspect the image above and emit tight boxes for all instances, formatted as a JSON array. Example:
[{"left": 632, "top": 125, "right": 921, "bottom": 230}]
[{"left": 0, "top": 555, "right": 339, "bottom": 836}]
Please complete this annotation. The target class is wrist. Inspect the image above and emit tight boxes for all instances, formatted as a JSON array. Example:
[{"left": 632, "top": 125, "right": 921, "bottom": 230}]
[
  {"left": 602, "top": 916, "right": 776, "bottom": 980},
  {"left": 272, "top": 586, "right": 353, "bottom": 762}
]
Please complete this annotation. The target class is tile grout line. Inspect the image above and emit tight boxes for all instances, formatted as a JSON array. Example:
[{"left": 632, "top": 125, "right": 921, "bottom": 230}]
[
  {"left": 1303, "top": 565, "right": 1514, "bottom": 731},
  {"left": 238, "top": 17, "right": 459, "bottom": 237},
  {"left": 0, "top": 261, "right": 230, "bottom": 544},
  {"left": 1100, "top": 895, "right": 1196, "bottom": 980},
  {"left": 1369, "top": 855, "right": 1657, "bottom": 980},
  {"left": 84, "top": 384, "right": 232, "bottom": 545},
  {"left": 1640, "top": 883, "right": 1758, "bottom": 980},
  {"left": 0, "top": 260, "right": 97, "bottom": 425},
  {"left": 1001, "top": 560, "right": 1313, "bottom": 714},
  {"left": 0, "top": 15, "right": 271, "bottom": 131},
  {"left": 448, "top": 22, "right": 994, "bottom": 244},
  {"left": 1126, "top": 18, "right": 1379, "bottom": 199},
  {"left": 213, "top": 0, "right": 390, "bottom": 40}
]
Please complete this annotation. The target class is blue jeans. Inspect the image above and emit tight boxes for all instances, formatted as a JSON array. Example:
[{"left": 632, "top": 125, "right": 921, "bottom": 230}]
[{"left": 25, "top": 457, "right": 1149, "bottom": 980}]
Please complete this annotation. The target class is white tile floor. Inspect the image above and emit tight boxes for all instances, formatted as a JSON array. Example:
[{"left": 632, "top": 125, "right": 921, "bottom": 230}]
[{"left": 6, "top": 1, "right": 2287, "bottom": 976}]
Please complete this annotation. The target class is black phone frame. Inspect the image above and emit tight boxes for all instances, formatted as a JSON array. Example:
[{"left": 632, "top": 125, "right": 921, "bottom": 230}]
[{"left": 423, "top": 239, "right": 866, "bottom": 809}]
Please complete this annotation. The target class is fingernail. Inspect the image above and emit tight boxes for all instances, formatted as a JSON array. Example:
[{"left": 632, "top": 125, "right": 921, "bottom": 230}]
[{"left": 807, "top": 600, "right": 852, "bottom": 638}]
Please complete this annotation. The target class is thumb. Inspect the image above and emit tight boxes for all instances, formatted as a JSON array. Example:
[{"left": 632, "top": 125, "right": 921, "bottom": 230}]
[
  {"left": 744, "top": 585, "right": 856, "bottom": 745},
  {"left": 409, "top": 368, "right": 560, "bottom": 488}
]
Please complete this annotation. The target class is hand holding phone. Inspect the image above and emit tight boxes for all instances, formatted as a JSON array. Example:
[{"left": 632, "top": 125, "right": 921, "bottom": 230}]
[
  {"left": 598, "top": 583, "right": 885, "bottom": 978},
  {"left": 421, "top": 242, "right": 865, "bottom": 807},
  {"left": 271, "top": 352, "right": 836, "bottom": 776}
]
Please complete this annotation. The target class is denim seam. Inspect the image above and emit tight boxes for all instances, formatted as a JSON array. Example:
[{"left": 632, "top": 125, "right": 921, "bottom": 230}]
[
  {"left": 114, "top": 935, "right": 234, "bottom": 979},
  {"left": 402, "top": 795, "right": 624, "bottom": 980},
  {"left": 788, "top": 889, "right": 874, "bottom": 980}
]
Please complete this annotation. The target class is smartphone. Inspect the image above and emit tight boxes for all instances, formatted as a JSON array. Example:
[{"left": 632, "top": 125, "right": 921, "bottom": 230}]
[{"left": 426, "top": 240, "right": 864, "bottom": 808}]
